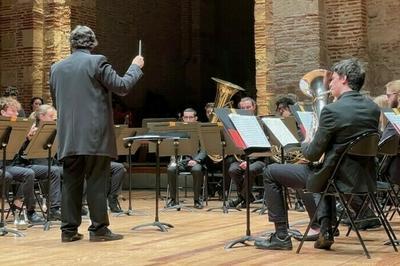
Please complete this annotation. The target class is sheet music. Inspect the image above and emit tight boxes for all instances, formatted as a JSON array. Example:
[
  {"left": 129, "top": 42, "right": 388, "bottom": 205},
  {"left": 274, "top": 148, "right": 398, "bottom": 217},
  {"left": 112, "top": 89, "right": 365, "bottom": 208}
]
[
  {"left": 297, "top": 111, "right": 313, "bottom": 136},
  {"left": 228, "top": 113, "right": 271, "bottom": 148},
  {"left": 261, "top": 117, "right": 299, "bottom": 147},
  {"left": 384, "top": 111, "right": 400, "bottom": 134}
]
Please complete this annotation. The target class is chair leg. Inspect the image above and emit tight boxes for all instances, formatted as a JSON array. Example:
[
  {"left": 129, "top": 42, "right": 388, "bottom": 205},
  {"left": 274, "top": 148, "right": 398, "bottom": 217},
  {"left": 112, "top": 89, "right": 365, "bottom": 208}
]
[
  {"left": 337, "top": 192, "right": 371, "bottom": 259},
  {"left": 369, "top": 193, "right": 398, "bottom": 251}
]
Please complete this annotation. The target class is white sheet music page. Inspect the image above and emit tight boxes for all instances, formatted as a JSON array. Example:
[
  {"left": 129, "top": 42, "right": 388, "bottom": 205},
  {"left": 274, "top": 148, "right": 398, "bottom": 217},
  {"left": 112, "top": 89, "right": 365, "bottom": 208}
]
[
  {"left": 384, "top": 111, "right": 400, "bottom": 134},
  {"left": 229, "top": 113, "right": 271, "bottom": 148},
  {"left": 297, "top": 111, "right": 313, "bottom": 137},
  {"left": 261, "top": 117, "right": 299, "bottom": 147}
]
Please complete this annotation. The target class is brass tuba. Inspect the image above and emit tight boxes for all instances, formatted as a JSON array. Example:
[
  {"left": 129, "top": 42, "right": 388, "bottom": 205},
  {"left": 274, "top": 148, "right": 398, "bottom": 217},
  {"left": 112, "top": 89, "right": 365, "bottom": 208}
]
[
  {"left": 299, "top": 69, "right": 331, "bottom": 119},
  {"left": 209, "top": 77, "right": 244, "bottom": 123},
  {"left": 208, "top": 77, "right": 244, "bottom": 162}
]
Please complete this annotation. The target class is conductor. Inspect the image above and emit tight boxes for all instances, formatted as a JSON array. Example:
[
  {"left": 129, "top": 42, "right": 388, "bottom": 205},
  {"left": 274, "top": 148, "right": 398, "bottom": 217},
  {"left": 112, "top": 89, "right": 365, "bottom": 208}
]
[{"left": 50, "top": 25, "right": 144, "bottom": 242}]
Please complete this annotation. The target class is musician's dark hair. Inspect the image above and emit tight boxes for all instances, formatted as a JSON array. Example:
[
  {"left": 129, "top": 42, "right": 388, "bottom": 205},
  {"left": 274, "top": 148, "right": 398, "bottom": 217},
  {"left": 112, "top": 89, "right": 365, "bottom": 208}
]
[
  {"left": 275, "top": 96, "right": 295, "bottom": 111},
  {"left": 331, "top": 58, "right": 365, "bottom": 92},
  {"left": 30, "top": 96, "right": 44, "bottom": 108},
  {"left": 183, "top": 108, "right": 197, "bottom": 116},
  {"left": 238, "top": 97, "right": 256, "bottom": 108}
]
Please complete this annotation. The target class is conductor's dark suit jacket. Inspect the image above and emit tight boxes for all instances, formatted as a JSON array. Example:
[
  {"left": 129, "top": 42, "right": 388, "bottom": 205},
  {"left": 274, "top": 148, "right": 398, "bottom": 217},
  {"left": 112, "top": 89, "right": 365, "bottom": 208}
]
[
  {"left": 301, "top": 91, "right": 380, "bottom": 193},
  {"left": 50, "top": 49, "right": 143, "bottom": 160}
]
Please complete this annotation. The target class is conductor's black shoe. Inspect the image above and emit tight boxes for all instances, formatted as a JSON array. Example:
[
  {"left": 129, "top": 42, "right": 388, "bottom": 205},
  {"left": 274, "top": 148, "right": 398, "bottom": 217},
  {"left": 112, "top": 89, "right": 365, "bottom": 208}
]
[
  {"left": 89, "top": 228, "right": 123, "bottom": 242},
  {"left": 194, "top": 200, "right": 203, "bottom": 209},
  {"left": 166, "top": 199, "right": 178, "bottom": 208},
  {"left": 108, "top": 196, "right": 123, "bottom": 213},
  {"left": 255, "top": 233, "right": 292, "bottom": 250},
  {"left": 49, "top": 208, "right": 62, "bottom": 221},
  {"left": 61, "top": 232, "right": 84, "bottom": 242},
  {"left": 314, "top": 231, "right": 334, "bottom": 250},
  {"left": 27, "top": 211, "right": 45, "bottom": 224}
]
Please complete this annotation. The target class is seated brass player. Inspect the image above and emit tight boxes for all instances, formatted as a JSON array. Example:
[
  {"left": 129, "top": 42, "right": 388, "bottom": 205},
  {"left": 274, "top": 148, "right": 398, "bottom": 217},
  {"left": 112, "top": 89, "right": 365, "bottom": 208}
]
[
  {"left": 167, "top": 108, "right": 206, "bottom": 209},
  {"left": 255, "top": 58, "right": 380, "bottom": 250}
]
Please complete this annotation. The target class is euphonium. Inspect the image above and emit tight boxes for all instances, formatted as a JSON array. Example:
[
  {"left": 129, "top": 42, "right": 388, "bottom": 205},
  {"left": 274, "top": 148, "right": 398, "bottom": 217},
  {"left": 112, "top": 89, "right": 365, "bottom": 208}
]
[{"left": 208, "top": 77, "right": 244, "bottom": 162}]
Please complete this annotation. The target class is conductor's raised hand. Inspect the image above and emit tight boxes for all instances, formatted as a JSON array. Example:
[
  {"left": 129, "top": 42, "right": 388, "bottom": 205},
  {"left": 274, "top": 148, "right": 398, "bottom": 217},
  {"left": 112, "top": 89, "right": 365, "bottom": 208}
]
[{"left": 132, "top": 55, "right": 144, "bottom": 68}]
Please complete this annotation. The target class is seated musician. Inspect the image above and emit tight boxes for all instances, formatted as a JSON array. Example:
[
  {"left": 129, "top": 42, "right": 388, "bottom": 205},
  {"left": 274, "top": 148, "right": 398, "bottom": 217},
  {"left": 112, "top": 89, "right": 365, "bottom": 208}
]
[
  {"left": 255, "top": 58, "right": 380, "bottom": 251},
  {"left": 0, "top": 97, "right": 45, "bottom": 223},
  {"left": 380, "top": 80, "right": 400, "bottom": 185},
  {"left": 34, "top": 105, "right": 127, "bottom": 214},
  {"left": 228, "top": 97, "right": 266, "bottom": 207},
  {"left": 166, "top": 108, "right": 206, "bottom": 209},
  {"left": 16, "top": 103, "right": 63, "bottom": 221}
]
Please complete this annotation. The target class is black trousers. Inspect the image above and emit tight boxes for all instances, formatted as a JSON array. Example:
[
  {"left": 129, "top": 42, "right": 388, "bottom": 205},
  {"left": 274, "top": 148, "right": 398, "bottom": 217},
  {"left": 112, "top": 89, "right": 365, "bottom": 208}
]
[
  {"left": 263, "top": 163, "right": 321, "bottom": 228},
  {"left": 228, "top": 160, "right": 265, "bottom": 197},
  {"left": 61, "top": 155, "right": 110, "bottom": 234}
]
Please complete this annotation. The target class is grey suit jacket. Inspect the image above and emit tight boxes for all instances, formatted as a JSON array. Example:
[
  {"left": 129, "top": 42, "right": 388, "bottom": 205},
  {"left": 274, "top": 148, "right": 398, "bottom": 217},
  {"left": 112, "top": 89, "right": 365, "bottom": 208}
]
[
  {"left": 50, "top": 49, "right": 143, "bottom": 160},
  {"left": 301, "top": 91, "right": 380, "bottom": 193}
]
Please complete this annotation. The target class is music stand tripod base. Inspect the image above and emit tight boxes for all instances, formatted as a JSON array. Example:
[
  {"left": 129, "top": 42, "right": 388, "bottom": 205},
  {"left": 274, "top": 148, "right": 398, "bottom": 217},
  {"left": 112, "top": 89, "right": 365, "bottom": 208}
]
[
  {"left": 0, "top": 224, "right": 26, "bottom": 237},
  {"left": 132, "top": 221, "right": 174, "bottom": 232},
  {"left": 162, "top": 203, "right": 193, "bottom": 212},
  {"left": 225, "top": 235, "right": 256, "bottom": 249}
]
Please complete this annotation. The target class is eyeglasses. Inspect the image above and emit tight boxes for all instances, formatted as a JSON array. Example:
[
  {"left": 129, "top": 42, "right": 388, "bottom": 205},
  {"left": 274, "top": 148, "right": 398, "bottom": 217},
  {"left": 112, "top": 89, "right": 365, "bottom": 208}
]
[{"left": 386, "top": 92, "right": 398, "bottom": 97}]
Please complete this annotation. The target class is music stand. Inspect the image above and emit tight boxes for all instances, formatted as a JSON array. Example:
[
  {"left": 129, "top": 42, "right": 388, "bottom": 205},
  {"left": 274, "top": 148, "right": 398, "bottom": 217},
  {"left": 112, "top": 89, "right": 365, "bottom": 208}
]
[
  {"left": 213, "top": 108, "right": 272, "bottom": 249},
  {"left": 261, "top": 117, "right": 303, "bottom": 237},
  {"left": 129, "top": 135, "right": 175, "bottom": 232},
  {"left": 114, "top": 125, "right": 147, "bottom": 216},
  {"left": 24, "top": 121, "right": 58, "bottom": 231},
  {"left": 0, "top": 118, "right": 32, "bottom": 237},
  {"left": 148, "top": 122, "right": 199, "bottom": 211},
  {"left": 200, "top": 123, "right": 243, "bottom": 213}
]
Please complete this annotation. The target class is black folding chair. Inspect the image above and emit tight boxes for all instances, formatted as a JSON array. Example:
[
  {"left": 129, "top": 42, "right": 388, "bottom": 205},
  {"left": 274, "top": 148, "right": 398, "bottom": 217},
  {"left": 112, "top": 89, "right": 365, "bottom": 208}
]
[{"left": 297, "top": 132, "right": 398, "bottom": 259}]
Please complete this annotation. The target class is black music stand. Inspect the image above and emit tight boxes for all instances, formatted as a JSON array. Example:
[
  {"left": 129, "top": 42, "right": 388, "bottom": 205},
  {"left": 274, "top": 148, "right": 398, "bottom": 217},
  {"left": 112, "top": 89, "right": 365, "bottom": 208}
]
[
  {"left": 213, "top": 108, "right": 272, "bottom": 249},
  {"left": 114, "top": 125, "right": 147, "bottom": 216},
  {"left": 260, "top": 116, "right": 303, "bottom": 237},
  {"left": 24, "top": 121, "right": 58, "bottom": 231},
  {"left": 147, "top": 122, "right": 199, "bottom": 212},
  {"left": 129, "top": 135, "right": 174, "bottom": 232},
  {"left": 0, "top": 118, "right": 32, "bottom": 237},
  {"left": 200, "top": 123, "right": 243, "bottom": 213}
]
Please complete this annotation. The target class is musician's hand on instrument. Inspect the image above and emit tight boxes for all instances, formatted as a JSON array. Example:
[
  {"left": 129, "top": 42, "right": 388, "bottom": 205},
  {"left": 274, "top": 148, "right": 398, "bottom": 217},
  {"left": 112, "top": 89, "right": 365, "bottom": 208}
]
[
  {"left": 132, "top": 55, "right": 144, "bottom": 68},
  {"left": 27, "top": 125, "right": 38, "bottom": 140},
  {"left": 187, "top": 160, "right": 198, "bottom": 167},
  {"left": 239, "top": 161, "right": 247, "bottom": 170}
]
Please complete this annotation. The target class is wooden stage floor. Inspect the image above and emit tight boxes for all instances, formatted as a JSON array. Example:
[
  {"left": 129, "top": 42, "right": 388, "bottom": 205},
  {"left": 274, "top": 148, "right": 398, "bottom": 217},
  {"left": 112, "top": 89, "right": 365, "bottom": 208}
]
[{"left": 1, "top": 190, "right": 399, "bottom": 265}]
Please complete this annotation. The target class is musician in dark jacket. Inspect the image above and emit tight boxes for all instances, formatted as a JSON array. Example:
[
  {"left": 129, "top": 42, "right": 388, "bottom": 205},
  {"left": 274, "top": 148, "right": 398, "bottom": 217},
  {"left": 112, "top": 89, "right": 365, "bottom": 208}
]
[
  {"left": 167, "top": 108, "right": 206, "bottom": 209},
  {"left": 255, "top": 58, "right": 380, "bottom": 251},
  {"left": 50, "top": 25, "right": 144, "bottom": 242},
  {"left": 381, "top": 80, "right": 400, "bottom": 184}
]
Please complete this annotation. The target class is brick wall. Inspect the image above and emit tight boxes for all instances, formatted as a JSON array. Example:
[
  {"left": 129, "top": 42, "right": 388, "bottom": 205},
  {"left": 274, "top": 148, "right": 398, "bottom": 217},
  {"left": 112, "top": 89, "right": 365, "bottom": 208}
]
[{"left": 367, "top": 0, "right": 400, "bottom": 95}]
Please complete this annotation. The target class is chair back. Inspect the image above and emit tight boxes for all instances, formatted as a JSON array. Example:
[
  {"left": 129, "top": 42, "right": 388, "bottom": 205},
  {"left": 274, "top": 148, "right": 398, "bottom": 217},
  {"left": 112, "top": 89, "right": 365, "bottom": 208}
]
[
  {"left": 346, "top": 132, "right": 379, "bottom": 157},
  {"left": 378, "top": 134, "right": 399, "bottom": 156}
]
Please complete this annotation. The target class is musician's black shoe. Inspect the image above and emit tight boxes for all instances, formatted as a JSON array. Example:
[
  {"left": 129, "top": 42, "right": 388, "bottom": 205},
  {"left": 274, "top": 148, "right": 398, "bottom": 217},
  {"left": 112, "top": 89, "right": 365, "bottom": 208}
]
[
  {"left": 61, "top": 232, "right": 84, "bottom": 242},
  {"left": 89, "top": 228, "right": 123, "bottom": 242},
  {"left": 27, "top": 211, "right": 45, "bottom": 224},
  {"left": 228, "top": 197, "right": 244, "bottom": 208},
  {"left": 81, "top": 206, "right": 89, "bottom": 216},
  {"left": 166, "top": 199, "right": 178, "bottom": 208},
  {"left": 108, "top": 196, "right": 123, "bottom": 213},
  {"left": 294, "top": 201, "right": 305, "bottom": 212},
  {"left": 49, "top": 208, "right": 62, "bottom": 221},
  {"left": 239, "top": 193, "right": 256, "bottom": 208},
  {"left": 314, "top": 230, "right": 334, "bottom": 250},
  {"left": 194, "top": 200, "right": 203, "bottom": 209},
  {"left": 255, "top": 233, "right": 292, "bottom": 250}
]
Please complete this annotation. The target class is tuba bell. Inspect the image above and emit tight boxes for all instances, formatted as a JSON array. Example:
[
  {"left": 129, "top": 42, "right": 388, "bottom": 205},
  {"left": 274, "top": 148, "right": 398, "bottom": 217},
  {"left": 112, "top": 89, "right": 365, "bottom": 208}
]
[
  {"left": 209, "top": 77, "right": 244, "bottom": 123},
  {"left": 208, "top": 77, "right": 244, "bottom": 163}
]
